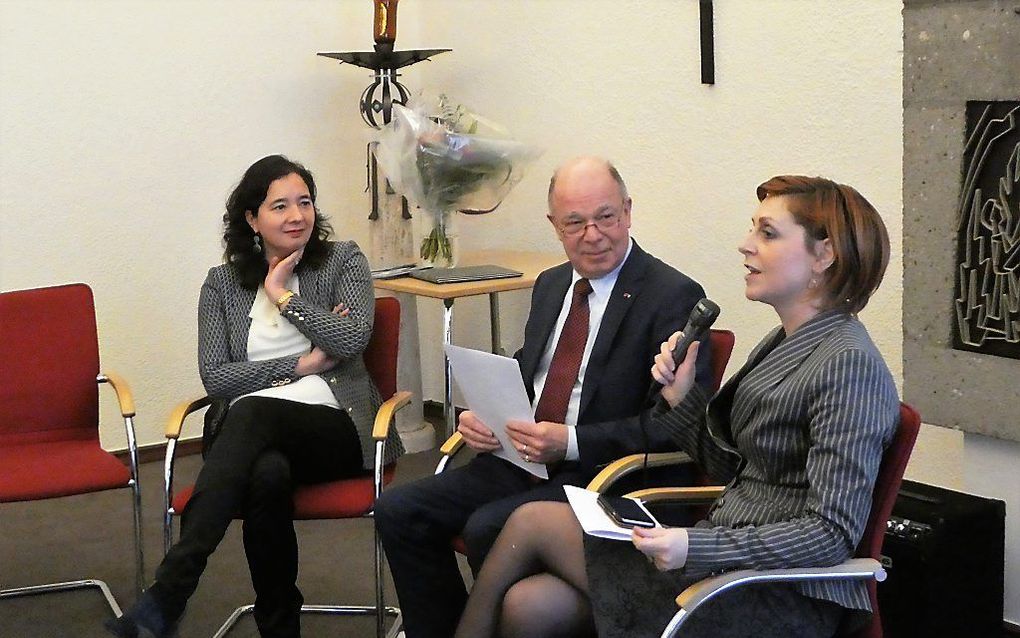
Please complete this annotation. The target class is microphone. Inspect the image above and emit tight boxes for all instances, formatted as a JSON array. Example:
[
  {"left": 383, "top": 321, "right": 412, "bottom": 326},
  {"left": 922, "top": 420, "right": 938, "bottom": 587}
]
[
  {"left": 638, "top": 298, "right": 720, "bottom": 487},
  {"left": 645, "top": 298, "right": 720, "bottom": 403},
  {"left": 668, "top": 298, "right": 721, "bottom": 371}
]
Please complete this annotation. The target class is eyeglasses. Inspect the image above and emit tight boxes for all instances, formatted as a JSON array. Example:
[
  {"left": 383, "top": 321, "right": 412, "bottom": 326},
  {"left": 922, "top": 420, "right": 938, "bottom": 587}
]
[{"left": 556, "top": 210, "right": 622, "bottom": 237}]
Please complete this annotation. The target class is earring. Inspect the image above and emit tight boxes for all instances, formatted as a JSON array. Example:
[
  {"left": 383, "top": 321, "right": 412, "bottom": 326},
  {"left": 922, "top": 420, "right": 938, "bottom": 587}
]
[
  {"left": 808, "top": 276, "right": 818, "bottom": 289},
  {"left": 252, "top": 233, "right": 262, "bottom": 254}
]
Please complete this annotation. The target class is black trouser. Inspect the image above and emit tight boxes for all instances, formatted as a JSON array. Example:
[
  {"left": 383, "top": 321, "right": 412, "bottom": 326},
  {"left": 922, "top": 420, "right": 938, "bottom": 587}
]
[
  {"left": 151, "top": 397, "right": 364, "bottom": 638},
  {"left": 374, "top": 454, "right": 583, "bottom": 638}
]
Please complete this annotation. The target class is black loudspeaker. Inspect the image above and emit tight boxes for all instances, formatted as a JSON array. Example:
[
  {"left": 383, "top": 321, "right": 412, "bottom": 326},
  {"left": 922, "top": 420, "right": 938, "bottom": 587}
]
[{"left": 878, "top": 479, "right": 1005, "bottom": 638}]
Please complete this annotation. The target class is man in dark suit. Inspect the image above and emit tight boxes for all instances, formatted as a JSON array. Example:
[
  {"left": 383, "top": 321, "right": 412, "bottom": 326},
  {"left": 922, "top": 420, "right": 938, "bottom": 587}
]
[{"left": 374, "top": 156, "right": 709, "bottom": 638}]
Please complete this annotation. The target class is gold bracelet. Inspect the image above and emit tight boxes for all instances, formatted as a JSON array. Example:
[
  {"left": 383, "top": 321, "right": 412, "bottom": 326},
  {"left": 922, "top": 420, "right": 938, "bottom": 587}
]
[{"left": 275, "top": 290, "right": 296, "bottom": 309}]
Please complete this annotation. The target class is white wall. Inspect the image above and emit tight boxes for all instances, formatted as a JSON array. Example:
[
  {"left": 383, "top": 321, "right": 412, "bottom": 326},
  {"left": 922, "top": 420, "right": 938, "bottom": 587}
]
[
  {"left": 407, "top": 0, "right": 905, "bottom": 395},
  {"left": 1, "top": 0, "right": 380, "bottom": 448},
  {"left": 1, "top": 0, "right": 1015, "bottom": 624}
]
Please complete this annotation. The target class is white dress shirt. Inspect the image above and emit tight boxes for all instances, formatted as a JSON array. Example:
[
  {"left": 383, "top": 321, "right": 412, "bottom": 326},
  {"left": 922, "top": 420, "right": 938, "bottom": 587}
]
[{"left": 531, "top": 239, "right": 633, "bottom": 460}]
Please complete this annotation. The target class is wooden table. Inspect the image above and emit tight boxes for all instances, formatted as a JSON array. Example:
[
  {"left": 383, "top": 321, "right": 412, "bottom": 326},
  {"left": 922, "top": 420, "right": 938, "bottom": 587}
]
[{"left": 374, "top": 250, "right": 564, "bottom": 438}]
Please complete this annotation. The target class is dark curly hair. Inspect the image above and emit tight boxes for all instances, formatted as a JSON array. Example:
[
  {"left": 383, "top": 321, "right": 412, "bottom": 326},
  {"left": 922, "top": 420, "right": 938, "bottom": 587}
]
[{"left": 223, "top": 154, "right": 334, "bottom": 290}]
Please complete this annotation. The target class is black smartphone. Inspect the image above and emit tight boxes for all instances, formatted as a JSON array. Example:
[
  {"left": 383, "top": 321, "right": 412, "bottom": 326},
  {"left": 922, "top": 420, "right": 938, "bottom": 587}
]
[{"left": 596, "top": 494, "right": 657, "bottom": 529}]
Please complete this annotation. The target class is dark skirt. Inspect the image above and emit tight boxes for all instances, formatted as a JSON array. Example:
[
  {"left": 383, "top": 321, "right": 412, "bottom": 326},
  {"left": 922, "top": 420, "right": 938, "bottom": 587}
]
[{"left": 582, "top": 535, "right": 844, "bottom": 638}]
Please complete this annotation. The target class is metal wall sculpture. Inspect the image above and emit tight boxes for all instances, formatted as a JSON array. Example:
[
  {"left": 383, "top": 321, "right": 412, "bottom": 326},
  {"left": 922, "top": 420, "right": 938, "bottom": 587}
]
[{"left": 953, "top": 100, "right": 1020, "bottom": 359}]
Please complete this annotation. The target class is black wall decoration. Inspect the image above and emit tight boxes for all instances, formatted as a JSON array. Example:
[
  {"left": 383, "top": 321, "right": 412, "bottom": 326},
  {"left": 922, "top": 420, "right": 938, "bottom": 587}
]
[{"left": 953, "top": 100, "right": 1020, "bottom": 360}]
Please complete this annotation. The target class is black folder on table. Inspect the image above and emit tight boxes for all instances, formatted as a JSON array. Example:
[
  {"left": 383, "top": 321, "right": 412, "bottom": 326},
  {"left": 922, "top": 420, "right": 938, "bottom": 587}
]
[{"left": 409, "top": 264, "right": 523, "bottom": 284}]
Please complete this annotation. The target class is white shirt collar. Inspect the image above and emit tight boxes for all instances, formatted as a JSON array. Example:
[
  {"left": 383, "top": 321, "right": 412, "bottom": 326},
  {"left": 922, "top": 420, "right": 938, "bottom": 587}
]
[{"left": 570, "top": 237, "right": 633, "bottom": 300}]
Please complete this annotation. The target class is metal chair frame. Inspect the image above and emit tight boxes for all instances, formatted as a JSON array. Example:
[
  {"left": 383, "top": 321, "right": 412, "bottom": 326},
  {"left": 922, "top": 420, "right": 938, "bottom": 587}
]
[
  {"left": 163, "top": 409, "right": 404, "bottom": 638},
  {"left": 0, "top": 358, "right": 145, "bottom": 615}
]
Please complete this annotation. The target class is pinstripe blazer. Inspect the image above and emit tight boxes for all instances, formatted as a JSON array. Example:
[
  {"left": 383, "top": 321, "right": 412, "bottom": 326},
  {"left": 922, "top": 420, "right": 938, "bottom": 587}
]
[
  {"left": 197, "top": 240, "right": 403, "bottom": 470},
  {"left": 654, "top": 309, "right": 899, "bottom": 612}
]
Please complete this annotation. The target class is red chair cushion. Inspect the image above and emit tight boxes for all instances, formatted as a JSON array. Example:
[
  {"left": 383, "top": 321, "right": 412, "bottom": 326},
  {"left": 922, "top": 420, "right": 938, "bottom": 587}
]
[
  {"left": 171, "top": 465, "right": 397, "bottom": 520},
  {"left": 0, "top": 440, "right": 131, "bottom": 502}
]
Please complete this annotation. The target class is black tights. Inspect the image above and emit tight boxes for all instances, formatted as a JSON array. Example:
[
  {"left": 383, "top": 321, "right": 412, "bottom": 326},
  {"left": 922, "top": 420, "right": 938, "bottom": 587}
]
[
  {"left": 455, "top": 502, "right": 845, "bottom": 638},
  {"left": 454, "top": 501, "right": 596, "bottom": 638},
  {"left": 151, "top": 397, "right": 363, "bottom": 636}
]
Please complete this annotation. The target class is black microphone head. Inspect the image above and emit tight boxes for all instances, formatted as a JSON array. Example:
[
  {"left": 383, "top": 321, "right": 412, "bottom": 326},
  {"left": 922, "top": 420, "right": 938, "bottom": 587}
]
[
  {"left": 667, "top": 298, "right": 722, "bottom": 371},
  {"left": 689, "top": 298, "right": 721, "bottom": 330}
]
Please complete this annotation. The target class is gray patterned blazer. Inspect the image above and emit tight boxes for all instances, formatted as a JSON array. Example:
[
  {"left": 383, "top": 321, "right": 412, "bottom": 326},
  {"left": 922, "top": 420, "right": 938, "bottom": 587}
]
[
  {"left": 197, "top": 240, "right": 404, "bottom": 470},
  {"left": 654, "top": 309, "right": 899, "bottom": 612}
]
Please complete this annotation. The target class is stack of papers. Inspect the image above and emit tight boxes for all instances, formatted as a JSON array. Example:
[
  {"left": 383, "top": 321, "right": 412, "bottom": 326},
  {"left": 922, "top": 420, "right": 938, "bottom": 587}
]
[{"left": 444, "top": 345, "right": 548, "bottom": 479}]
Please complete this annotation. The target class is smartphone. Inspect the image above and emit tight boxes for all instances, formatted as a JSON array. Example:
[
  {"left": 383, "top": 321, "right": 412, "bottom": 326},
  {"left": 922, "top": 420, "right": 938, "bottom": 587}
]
[{"left": 596, "top": 494, "right": 657, "bottom": 529}]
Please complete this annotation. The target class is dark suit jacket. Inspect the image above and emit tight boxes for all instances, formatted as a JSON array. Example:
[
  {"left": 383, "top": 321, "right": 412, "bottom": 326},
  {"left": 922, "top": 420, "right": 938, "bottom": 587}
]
[{"left": 515, "top": 240, "right": 709, "bottom": 478}]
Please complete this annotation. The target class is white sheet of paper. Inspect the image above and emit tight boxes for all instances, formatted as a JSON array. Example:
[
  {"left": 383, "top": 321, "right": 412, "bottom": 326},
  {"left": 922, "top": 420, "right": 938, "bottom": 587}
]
[
  {"left": 563, "top": 485, "right": 660, "bottom": 541},
  {"left": 444, "top": 345, "right": 548, "bottom": 479}
]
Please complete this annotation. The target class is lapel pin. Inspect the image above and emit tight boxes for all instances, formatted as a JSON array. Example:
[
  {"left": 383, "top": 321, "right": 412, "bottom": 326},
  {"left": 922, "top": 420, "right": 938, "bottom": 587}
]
[{"left": 623, "top": 292, "right": 632, "bottom": 299}]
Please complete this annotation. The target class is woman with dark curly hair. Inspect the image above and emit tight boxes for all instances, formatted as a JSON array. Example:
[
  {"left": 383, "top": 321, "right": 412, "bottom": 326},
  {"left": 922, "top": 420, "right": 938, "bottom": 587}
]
[
  {"left": 107, "top": 155, "right": 403, "bottom": 638},
  {"left": 454, "top": 175, "right": 899, "bottom": 638}
]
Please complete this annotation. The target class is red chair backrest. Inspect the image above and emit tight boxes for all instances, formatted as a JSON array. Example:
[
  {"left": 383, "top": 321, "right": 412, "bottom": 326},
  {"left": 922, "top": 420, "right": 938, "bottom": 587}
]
[
  {"left": 0, "top": 284, "right": 101, "bottom": 446},
  {"left": 707, "top": 329, "right": 735, "bottom": 393},
  {"left": 859, "top": 403, "right": 921, "bottom": 560},
  {"left": 364, "top": 296, "right": 400, "bottom": 400},
  {"left": 849, "top": 402, "right": 921, "bottom": 638}
]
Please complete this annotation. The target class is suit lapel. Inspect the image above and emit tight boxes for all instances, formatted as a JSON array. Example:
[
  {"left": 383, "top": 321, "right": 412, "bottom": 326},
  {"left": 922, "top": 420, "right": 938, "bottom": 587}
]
[
  {"left": 578, "top": 243, "right": 650, "bottom": 419},
  {"left": 231, "top": 284, "right": 257, "bottom": 360},
  {"left": 706, "top": 326, "right": 783, "bottom": 448},
  {"left": 519, "top": 263, "right": 572, "bottom": 385},
  {"left": 727, "top": 310, "right": 849, "bottom": 435}
]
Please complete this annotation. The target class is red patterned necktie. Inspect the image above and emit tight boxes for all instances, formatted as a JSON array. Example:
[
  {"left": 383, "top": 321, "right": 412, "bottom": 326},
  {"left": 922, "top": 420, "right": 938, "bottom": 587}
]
[{"left": 534, "top": 278, "right": 593, "bottom": 424}]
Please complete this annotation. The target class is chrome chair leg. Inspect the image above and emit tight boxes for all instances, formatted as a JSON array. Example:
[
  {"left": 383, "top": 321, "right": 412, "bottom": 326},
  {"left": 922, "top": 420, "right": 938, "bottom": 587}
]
[
  {"left": 125, "top": 415, "right": 146, "bottom": 594},
  {"left": 0, "top": 579, "right": 123, "bottom": 617}
]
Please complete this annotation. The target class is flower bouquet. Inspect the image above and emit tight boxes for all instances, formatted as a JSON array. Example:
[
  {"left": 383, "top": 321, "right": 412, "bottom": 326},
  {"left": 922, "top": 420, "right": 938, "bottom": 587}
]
[{"left": 374, "top": 95, "right": 541, "bottom": 266}]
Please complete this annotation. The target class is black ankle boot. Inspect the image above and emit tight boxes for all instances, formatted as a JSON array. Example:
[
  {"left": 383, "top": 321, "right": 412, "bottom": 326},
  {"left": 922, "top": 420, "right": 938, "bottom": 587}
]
[{"left": 103, "top": 590, "right": 177, "bottom": 638}]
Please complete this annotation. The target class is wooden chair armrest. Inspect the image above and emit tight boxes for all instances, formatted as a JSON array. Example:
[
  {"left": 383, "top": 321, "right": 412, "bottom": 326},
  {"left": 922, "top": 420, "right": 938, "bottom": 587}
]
[
  {"left": 586, "top": 452, "right": 693, "bottom": 493},
  {"left": 373, "top": 391, "right": 413, "bottom": 440},
  {"left": 98, "top": 370, "right": 136, "bottom": 417},
  {"left": 439, "top": 431, "right": 465, "bottom": 456},
  {"left": 432, "top": 432, "right": 467, "bottom": 474},
  {"left": 165, "top": 396, "right": 212, "bottom": 440},
  {"left": 675, "top": 558, "right": 885, "bottom": 610},
  {"left": 624, "top": 485, "right": 726, "bottom": 504}
]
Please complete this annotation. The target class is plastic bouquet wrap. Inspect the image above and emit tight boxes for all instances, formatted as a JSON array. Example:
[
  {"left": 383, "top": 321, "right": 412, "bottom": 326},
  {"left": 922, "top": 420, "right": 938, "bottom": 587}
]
[{"left": 374, "top": 95, "right": 542, "bottom": 265}]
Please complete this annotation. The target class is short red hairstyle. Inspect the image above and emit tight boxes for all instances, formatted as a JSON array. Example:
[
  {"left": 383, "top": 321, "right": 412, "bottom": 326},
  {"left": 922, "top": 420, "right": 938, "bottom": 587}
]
[{"left": 756, "top": 176, "right": 890, "bottom": 314}]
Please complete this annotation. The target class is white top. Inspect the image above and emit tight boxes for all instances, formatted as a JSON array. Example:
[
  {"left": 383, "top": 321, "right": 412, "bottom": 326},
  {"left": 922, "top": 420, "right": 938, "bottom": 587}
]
[
  {"left": 531, "top": 239, "right": 634, "bottom": 459},
  {"left": 237, "top": 276, "right": 340, "bottom": 409}
]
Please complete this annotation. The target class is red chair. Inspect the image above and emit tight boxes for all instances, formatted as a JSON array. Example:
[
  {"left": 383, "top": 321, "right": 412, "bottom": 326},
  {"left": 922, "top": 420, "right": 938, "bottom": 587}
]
[
  {"left": 581, "top": 328, "right": 736, "bottom": 494},
  {"left": 609, "top": 402, "right": 921, "bottom": 638},
  {"left": 704, "top": 329, "right": 735, "bottom": 393},
  {"left": 440, "top": 329, "right": 737, "bottom": 554},
  {"left": 162, "top": 296, "right": 410, "bottom": 638},
  {"left": 0, "top": 283, "right": 144, "bottom": 616}
]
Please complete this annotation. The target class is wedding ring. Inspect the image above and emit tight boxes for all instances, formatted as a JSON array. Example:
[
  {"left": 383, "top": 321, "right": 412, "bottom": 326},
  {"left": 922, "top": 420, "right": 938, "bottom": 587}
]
[
  {"left": 522, "top": 444, "right": 529, "bottom": 454},
  {"left": 524, "top": 454, "right": 531, "bottom": 462}
]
